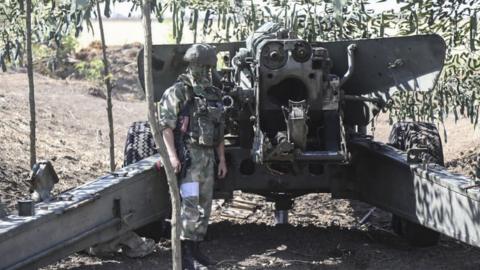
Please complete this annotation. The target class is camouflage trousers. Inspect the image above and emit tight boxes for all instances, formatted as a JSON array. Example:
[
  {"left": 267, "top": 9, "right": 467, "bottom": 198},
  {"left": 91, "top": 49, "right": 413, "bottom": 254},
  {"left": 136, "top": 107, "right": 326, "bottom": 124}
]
[{"left": 179, "top": 144, "right": 215, "bottom": 241}]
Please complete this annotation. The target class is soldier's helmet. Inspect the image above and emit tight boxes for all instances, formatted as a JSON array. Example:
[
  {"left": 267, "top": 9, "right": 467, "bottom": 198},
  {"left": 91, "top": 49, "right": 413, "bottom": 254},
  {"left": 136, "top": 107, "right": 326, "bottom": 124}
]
[{"left": 183, "top": 44, "right": 217, "bottom": 66}]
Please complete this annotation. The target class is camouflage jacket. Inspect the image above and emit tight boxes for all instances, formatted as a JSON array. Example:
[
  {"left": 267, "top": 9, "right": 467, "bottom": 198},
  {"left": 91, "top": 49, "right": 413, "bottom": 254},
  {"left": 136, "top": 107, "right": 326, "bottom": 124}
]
[{"left": 157, "top": 74, "right": 225, "bottom": 147}]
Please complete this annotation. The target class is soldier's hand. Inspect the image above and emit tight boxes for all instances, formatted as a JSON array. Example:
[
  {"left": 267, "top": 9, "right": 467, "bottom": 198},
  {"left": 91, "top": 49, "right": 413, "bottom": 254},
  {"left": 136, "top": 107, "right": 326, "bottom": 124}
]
[
  {"left": 169, "top": 155, "right": 181, "bottom": 174},
  {"left": 155, "top": 160, "right": 163, "bottom": 172},
  {"left": 217, "top": 159, "right": 227, "bottom": 179}
]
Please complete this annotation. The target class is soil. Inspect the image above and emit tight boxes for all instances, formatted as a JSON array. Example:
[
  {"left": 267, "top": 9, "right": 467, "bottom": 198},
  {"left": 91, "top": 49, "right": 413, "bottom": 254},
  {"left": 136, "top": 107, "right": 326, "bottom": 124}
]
[
  {"left": 34, "top": 42, "right": 144, "bottom": 101},
  {"left": 0, "top": 71, "right": 146, "bottom": 211},
  {"left": 72, "top": 42, "right": 145, "bottom": 101},
  {"left": 1, "top": 48, "right": 480, "bottom": 269}
]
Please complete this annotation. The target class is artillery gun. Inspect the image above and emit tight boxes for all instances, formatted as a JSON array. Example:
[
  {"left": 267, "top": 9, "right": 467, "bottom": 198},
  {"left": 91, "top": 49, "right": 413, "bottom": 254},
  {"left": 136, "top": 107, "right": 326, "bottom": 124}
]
[{"left": 1, "top": 22, "right": 480, "bottom": 269}]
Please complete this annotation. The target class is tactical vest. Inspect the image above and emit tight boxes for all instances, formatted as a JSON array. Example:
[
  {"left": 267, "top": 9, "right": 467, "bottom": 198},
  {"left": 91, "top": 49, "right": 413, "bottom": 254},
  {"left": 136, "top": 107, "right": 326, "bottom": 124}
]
[{"left": 178, "top": 82, "right": 224, "bottom": 147}]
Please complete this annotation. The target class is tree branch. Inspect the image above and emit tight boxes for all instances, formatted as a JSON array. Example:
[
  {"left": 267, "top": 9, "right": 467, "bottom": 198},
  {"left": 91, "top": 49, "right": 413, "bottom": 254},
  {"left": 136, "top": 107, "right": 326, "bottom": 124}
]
[{"left": 141, "top": 1, "right": 182, "bottom": 269}]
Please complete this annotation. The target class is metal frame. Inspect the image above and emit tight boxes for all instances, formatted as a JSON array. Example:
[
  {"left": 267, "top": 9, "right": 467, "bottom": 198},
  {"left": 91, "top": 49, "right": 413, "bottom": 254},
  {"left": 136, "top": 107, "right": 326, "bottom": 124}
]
[
  {"left": 2, "top": 135, "right": 480, "bottom": 269},
  {"left": 0, "top": 157, "right": 169, "bottom": 270},
  {"left": 348, "top": 138, "right": 480, "bottom": 247}
]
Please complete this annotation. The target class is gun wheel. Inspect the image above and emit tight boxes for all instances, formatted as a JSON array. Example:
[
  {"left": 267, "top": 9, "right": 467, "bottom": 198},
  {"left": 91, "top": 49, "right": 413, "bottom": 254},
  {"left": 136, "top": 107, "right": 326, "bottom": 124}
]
[
  {"left": 123, "top": 121, "right": 158, "bottom": 166},
  {"left": 388, "top": 121, "right": 442, "bottom": 247}
]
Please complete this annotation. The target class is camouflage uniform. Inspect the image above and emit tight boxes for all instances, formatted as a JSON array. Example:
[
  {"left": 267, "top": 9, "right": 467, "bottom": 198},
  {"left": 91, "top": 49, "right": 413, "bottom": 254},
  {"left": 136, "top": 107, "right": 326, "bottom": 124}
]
[{"left": 157, "top": 72, "right": 224, "bottom": 242}]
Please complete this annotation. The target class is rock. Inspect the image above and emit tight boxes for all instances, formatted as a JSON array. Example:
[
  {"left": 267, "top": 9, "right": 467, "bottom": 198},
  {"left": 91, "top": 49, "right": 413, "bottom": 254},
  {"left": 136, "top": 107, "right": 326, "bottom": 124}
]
[
  {"left": 86, "top": 231, "right": 155, "bottom": 258},
  {"left": 88, "top": 87, "right": 106, "bottom": 99}
]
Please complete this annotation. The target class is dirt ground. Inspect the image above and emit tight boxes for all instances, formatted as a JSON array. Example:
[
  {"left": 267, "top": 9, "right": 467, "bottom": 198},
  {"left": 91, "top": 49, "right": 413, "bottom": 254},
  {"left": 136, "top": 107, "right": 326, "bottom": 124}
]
[{"left": 2, "top": 62, "right": 480, "bottom": 269}]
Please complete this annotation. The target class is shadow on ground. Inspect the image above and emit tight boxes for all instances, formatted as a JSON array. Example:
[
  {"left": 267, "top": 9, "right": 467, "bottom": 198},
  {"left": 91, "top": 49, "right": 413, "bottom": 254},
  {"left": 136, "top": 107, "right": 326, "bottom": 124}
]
[{"left": 56, "top": 219, "right": 480, "bottom": 270}]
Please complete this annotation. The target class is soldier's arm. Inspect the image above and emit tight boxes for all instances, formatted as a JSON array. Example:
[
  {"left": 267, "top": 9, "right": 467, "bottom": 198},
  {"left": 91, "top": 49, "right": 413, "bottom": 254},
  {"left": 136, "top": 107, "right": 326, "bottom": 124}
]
[
  {"left": 215, "top": 120, "right": 227, "bottom": 178},
  {"left": 216, "top": 140, "right": 227, "bottom": 178},
  {"left": 157, "top": 84, "right": 187, "bottom": 173},
  {"left": 161, "top": 128, "right": 181, "bottom": 173},
  {"left": 216, "top": 141, "right": 225, "bottom": 162},
  {"left": 216, "top": 99, "right": 227, "bottom": 178}
]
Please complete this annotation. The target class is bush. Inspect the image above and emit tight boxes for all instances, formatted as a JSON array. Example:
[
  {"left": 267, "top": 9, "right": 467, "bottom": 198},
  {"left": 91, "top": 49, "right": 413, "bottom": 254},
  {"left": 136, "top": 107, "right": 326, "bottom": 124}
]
[
  {"left": 74, "top": 59, "right": 104, "bottom": 82},
  {"left": 33, "top": 33, "right": 79, "bottom": 77}
]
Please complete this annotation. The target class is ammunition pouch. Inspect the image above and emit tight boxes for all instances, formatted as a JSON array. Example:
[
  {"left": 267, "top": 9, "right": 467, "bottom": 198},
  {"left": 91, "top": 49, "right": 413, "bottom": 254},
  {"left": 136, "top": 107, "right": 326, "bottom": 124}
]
[{"left": 188, "top": 96, "right": 224, "bottom": 147}]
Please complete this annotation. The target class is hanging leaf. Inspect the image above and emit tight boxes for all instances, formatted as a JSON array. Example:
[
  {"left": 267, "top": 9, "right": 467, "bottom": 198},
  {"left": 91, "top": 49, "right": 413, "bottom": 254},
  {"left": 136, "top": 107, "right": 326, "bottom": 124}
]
[
  {"left": 379, "top": 12, "right": 385, "bottom": 37},
  {"left": 172, "top": 1, "right": 177, "bottom": 38},
  {"left": 251, "top": 0, "right": 257, "bottom": 31},
  {"left": 104, "top": 0, "right": 111, "bottom": 18},
  {"left": 333, "top": 0, "right": 347, "bottom": 25},
  {"left": 225, "top": 15, "right": 231, "bottom": 41},
  {"left": 176, "top": 8, "right": 185, "bottom": 44},
  {"left": 470, "top": 10, "right": 477, "bottom": 51},
  {"left": 74, "top": 0, "right": 90, "bottom": 10},
  {"left": 192, "top": 9, "right": 198, "bottom": 43},
  {"left": 0, "top": 54, "right": 6, "bottom": 72},
  {"left": 203, "top": 9, "right": 211, "bottom": 36}
]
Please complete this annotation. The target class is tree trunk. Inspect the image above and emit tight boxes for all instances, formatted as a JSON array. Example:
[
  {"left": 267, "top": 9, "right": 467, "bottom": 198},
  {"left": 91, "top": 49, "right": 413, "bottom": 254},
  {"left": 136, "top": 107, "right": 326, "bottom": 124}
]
[
  {"left": 141, "top": 1, "right": 182, "bottom": 269},
  {"left": 96, "top": 0, "right": 115, "bottom": 172},
  {"left": 26, "top": 0, "right": 36, "bottom": 168}
]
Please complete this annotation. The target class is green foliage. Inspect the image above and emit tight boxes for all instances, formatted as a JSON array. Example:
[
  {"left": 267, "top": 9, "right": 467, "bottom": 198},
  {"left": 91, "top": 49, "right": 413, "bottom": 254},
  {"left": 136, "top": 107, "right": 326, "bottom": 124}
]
[
  {"left": 32, "top": 32, "right": 79, "bottom": 75},
  {"left": 74, "top": 58, "right": 104, "bottom": 82},
  {"left": 0, "top": 0, "right": 166, "bottom": 69},
  {"left": 61, "top": 34, "right": 79, "bottom": 56},
  {"left": 0, "top": 0, "right": 26, "bottom": 70},
  {"left": 384, "top": 1, "right": 480, "bottom": 127},
  {"left": 163, "top": 0, "right": 480, "bottom": 128},
  {"left": 0, "top": 0, "right": 90, "bottom": 71},
  {"left": 2, "top": 0, "right": 480, "bottom": 129},
  {"left": 165, "top": 0, "right": 375, "bottom": 43}
]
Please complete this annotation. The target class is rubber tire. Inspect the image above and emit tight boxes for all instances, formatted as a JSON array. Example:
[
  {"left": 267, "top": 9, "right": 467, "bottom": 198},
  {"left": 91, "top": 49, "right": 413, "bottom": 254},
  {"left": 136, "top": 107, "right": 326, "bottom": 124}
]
[
  {"left": 388, "top": 121, "right": 442, "bottom": 247},
  {"left": 388, "top": 122, "right": 444, "bottom": 166},
  {"left": 123, "top": 121, "right": 157, "bottom": 166},
  {"left": 123, "top": 121, "right": 168, "bottom": 242}
]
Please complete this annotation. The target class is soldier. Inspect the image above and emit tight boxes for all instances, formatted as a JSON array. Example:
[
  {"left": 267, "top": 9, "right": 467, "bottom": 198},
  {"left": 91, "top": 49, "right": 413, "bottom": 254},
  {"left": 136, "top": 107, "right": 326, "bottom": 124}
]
[{"left": 157, "top": 43, "right": 227, "bottom": 269}]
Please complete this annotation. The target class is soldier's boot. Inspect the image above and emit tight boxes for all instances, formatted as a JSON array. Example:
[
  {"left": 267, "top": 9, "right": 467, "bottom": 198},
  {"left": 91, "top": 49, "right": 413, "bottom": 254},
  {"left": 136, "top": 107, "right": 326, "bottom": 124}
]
[
  {"left": 192, "top": 241, "right": 217, "bottom": 266},
  {"left": 181, "top": 241, "right": 197, "bottom": 270}
]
